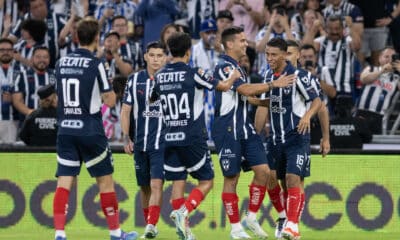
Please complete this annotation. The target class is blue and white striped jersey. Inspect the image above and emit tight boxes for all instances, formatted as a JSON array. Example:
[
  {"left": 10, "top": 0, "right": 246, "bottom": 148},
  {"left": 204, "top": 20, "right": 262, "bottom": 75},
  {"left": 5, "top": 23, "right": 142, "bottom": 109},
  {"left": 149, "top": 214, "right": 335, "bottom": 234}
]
[
  {"left": 14, "top": 40, "right": 46, "bottom": 63},
  {"left": 152, "top": 62, "right": 218, "bottom": 146},
  {"left": 322, "top": 1, "right": 363, "bottom": 24},
  {"left": 123, "top": 70, "right": 164, "bottom": 151},
  {"left": 0, "top": 61, "right": 23, "bottom": 121},
  {"left": 119, "top": 39, "right": 144, "bottom": 71},
  {"left": 213, "top": 54, "right": 256, "bottom": 140},
  {"left": 12, "top": 67, "right": 56, "bottom": 110},
  {"left": 262, "top": 62, "right": 319, "bottom": 144},
  {"left": 55, "top": 48, "right": 112, "bottom": 136},
  {"left": 357, "top": 67, "right": 400, "bottom": 115}
]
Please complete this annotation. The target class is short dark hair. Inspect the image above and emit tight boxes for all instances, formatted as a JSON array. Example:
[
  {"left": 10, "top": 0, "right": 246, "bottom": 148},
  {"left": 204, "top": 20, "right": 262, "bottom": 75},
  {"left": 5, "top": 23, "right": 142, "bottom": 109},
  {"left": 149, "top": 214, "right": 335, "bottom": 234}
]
[
  {"left": 77, "top": 19, "right": 99, "bottom": 46},
  {"left": 167, "top": 32, "right": 191, "bottom": 58},
  {"left": 21, "top": 19, "right": 47, "bottom": 42},
  {"left": 32, "top": 46, "right": 49, "bottom": 56},
  {"left": 267, "top": 38, "right": 288, "bottom": 52},
  {"left": 221, "top": 26, "right": 244, "bottom": 48},
  {"left": 286, "top": 39, "right": 300, "bottom": 49},
  {"left": 300, "top": 44, "right": 317, "bottom": 54},
  {"left": 112, "top": 75, "right": 127, "bottom": 97},
  {"left": 111, "top": 15, "right": 127, "bottom": 25},
  {"left": 0, "top": 38, "right": 13, "bottom": 46},
  {"left": 146, "top": 41, "right": 167, "bottom": 54},
  {"left": 327, "top": 15, "right": 343, "bottom": 26}
]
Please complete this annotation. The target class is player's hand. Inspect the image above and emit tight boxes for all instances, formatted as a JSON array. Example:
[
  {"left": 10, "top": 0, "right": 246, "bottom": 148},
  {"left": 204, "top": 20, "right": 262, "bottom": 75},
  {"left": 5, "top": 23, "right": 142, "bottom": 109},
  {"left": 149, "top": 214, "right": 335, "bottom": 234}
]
[
  {"left": 229, "top": 68, "right": 241, "bottom": 81},
  {"left": 273, "top": 73, "right": 295, "bottom": 88},
  {"left": 320, "top": 138, "right": 330, "bottom": 157},
  {"left": 123, "top": 136, "right": 134, "bottom": 155},
  {"left": 297, "top": 115, "right": 311, "bottom": 135}
]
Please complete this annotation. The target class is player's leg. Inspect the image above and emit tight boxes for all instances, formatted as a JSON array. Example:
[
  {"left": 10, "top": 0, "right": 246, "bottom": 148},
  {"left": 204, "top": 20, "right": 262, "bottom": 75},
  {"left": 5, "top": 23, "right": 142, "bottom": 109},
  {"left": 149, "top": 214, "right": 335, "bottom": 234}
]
[
  {"left": 215, "top": 136, "right": 250, "bottom": 239},
  {"left": 134, "top": 151, "right": 151, "bottom": 226},
  {"left": 53, "top": 135, "right": 81, "bottom": 240},
  {"left": 241, "top": 134, "right": 269, "bottom": 239},
  {"left": 281, "top": 135, "right": 308, "bottom": 240},
  {"left": 144, "top": 149, "right": 165, "bottom": 238},
  {"left": 83, "top": 136, "right": 137, "bottom": 240}
]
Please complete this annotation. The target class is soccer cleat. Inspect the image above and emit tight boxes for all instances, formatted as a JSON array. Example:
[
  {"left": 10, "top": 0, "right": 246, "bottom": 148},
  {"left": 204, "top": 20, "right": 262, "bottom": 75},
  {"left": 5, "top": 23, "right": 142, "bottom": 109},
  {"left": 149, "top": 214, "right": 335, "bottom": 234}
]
[
  {"left": 142, "top": 224, "right": 158, "bottom": 239},
  {"left": 55, "top": 237, "right": 66, "bottom": 240},
  {"left": 275, "top": 218, "right": 287, "bottom": 239},
  {"left": 170, "top": 210, "right": 187, "bottom": 239},
  {"left": 281, "top": 223, "right": 300, "bottom": 240},
  {"left": 110, "top": 230, "right": 139, "bottom": 240},
  {"left": 230, "top": 228, "right": 252, "bottom": 239},
  {"left": 241, "top": 216, "right": 268, "bottom": 239},
  {"left": 185, "top": 218, "right": 196, "bottom": 240}
]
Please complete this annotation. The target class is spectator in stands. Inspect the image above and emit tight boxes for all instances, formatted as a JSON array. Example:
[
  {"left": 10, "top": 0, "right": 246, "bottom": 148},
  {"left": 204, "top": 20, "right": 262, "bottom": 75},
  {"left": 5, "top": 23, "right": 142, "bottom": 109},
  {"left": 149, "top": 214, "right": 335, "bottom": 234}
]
[
  {"left": 185, "top": 0, "right": 217, "bottom": 39},
  {"left": 215, "top": 10, "right": 234, "bottom": 53},
  {"left": 219, "top": 0, "right": 265, "bottom": 68},
  {"left": 160, "top": 23, "right": 179, "bottom": 47},
  {"left": 19, "top": 83, "right": 57, "bottom": 146},
  {"left": 321, "top": 0, "right": 363, "bottom": 41},
  {"left": 291, "top": 0, "right": 325, "bottom": 42},
  {"left": 12, "top": 46, "right": 55, "bottom": 117},
  {"left": 255, "top": 5, "right": 295, "bottom": 74},
  {"left": 0, "top": 38, "right": 22, "bottom": 144},
  {"left": 95, "top": 0, "right": 137, "bottom": 39},
  {"left": 136, "top": 0, "right": 180, "bottom": 50},
  {"left": 58, "top": 14, "right": 81, "bottom": 58},
  {"left": 330, "top": 96, "right": 372, "bottom": 148},
  {"left": 9, "top": 0, "right": 66, "bottom": 68},
  {"left": 0, "top": 0, "right": 19, "bottom": 38},
  {"left": 304, "top": 15, "right": 361, "bottom": 106},
  {"left": 98, "top": 31, "right": 133, "bottom": 79},
  {"left": 13, "top": 19, "right": 47, "bottom": 67},
  {"left": 111, "top": 15, "right": 144, "bottom": 72},
  {"left": 388, "top": 3, "right": 400, "bottom": 54},
  {"left": 356, "top": 47, "right": 400, "bottom": 134}
]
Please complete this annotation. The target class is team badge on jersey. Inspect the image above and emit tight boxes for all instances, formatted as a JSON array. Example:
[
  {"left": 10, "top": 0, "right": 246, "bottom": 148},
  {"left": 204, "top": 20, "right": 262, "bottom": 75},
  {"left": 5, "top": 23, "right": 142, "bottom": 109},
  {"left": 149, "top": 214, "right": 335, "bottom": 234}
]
[{"left": 223, "top": 66, "right": 233, "bottom": 75}]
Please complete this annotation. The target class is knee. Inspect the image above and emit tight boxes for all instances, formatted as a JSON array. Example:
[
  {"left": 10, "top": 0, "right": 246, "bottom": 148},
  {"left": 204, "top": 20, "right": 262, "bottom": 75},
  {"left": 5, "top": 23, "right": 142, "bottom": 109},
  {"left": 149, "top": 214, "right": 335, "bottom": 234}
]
[{"left": 285, "top": 174, "right": 300, "bottom": 188}]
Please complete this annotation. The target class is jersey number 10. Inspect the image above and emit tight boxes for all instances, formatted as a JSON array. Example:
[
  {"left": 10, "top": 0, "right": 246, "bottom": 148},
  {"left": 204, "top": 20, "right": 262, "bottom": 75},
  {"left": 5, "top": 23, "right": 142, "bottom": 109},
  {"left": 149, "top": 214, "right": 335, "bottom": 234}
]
[{"left": 61, "top": 78, "right": 80, "bottom": 107}]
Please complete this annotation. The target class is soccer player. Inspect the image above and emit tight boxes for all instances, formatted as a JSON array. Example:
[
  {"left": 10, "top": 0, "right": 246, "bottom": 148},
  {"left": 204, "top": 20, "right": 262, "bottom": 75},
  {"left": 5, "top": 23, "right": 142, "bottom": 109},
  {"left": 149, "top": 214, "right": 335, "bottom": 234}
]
[
  {"left": 262, "top": 38, "right": 321, "bottom": 240},
  {"left": 120, "top": 41, "right": 167, "bottom": 239},
  {"left": 151, "top": 32, "right": 241, "bottom": 240},
  {"left": 52, "top": 18, "right": 138, "bottom": 240},
  {"left": 212, "top": 26, "right": 295, "bottom": 240}
]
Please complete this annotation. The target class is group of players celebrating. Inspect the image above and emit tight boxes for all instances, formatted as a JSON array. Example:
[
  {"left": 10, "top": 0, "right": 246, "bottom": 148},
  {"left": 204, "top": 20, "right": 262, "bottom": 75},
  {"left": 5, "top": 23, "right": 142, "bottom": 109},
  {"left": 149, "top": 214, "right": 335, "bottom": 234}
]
[{"left": 52, "top": 17, "right": 328, "bottom": 240}]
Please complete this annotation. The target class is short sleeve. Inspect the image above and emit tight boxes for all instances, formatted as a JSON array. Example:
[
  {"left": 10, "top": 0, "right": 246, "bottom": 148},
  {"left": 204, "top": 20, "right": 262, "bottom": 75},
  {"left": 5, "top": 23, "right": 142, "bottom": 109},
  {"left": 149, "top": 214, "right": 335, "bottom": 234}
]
[
  {"left": 193, "top": 67, "right": 218, "bottom": 90},
  {"left": 97, "top": 61, "right": 112, "bottom": 92}
]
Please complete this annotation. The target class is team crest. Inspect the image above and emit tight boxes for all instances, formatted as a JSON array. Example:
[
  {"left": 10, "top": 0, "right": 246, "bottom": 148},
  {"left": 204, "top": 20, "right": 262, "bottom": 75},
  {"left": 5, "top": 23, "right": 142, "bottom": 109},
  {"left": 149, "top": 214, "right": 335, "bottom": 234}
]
[
  {"left": 283, "top": 86, "right": 291, "bottom": 95},
  {"left": 222, "top": 159, "right": 230, "bottom": 171},
  {"left": 223, "top": 66, "right": 232, "bottom": 75}
]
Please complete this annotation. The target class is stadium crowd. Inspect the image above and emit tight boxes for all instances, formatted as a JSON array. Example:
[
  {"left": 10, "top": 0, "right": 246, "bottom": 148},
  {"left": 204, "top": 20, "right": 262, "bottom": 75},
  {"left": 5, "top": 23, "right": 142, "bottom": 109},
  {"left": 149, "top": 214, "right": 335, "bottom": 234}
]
[
  {"left": 0, "top": 0, "right": 400, "bottom": 240},
  {"left": 0, "top": 0, "right": 399, "bottom": 146}
]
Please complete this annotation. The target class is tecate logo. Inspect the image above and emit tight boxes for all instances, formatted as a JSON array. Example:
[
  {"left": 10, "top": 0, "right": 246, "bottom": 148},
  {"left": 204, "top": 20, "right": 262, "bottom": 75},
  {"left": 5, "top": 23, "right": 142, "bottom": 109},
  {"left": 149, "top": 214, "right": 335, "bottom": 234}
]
[{"left": 61, "top": 120, "right": 84, "bottom": 129}]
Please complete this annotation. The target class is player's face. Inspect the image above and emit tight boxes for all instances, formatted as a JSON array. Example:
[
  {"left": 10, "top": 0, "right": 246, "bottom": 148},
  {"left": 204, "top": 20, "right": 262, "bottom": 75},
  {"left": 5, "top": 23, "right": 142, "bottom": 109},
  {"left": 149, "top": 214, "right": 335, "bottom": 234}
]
[
  {"left": 327, "top": 20, "right": 343, "bottom": 42},
  {"left": 112, "top": 18, "right": 128, "bottom": 37},
  {"left": 299, "top": 48, "right": 316, "bottom": 67},
  {"left": 145, "top": 48, "right": 166, "bottom": 72},
  {"left": 32, "top": 49, "right": 50, "bottom": 71},
  {"left": 232, "top": 32, "right": 248, "bottom": 59},
  {"left": 0, "top": 42, "right": 14, "bottom": 64},
  {"left": 266, "top": 46, "right": 286, "bottom": 72},
  {"left": 286, "top": 46, "right": 299, "bottom": 66}
]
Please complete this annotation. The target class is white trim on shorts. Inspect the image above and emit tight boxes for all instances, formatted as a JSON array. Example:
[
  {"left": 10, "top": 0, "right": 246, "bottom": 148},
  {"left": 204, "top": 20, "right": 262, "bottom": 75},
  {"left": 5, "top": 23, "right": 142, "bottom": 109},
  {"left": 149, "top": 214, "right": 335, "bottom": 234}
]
[{"left": 164, "top": 153, "right": 207, "bottom": 173}]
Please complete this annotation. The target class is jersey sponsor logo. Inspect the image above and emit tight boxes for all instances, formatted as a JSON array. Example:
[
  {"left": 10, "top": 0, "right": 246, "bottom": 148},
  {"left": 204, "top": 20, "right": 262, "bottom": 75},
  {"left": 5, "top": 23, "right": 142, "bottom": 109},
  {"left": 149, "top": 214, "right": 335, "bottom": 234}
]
[
  {"left": 270, "top": 95, "right": 282, "bottom": 102},
  {"left": 165, "top": 132, "right": 186, "bottom": 141},
  {"left": 270, "top": 106, "right": 287, "bottom": 114},
  {"left": 330, "top": 124, "right": 355, "bottom": 136},
  {"left": 142, "top": 110, "right": 162, "bottom": 118},
  {"left": 159, "top": 84, "right": 182, "bottom": 91},
  {"left": 59, "top": 57, "right": 91, "bottom": 68},
  {"left": 60, "top": 119, "right": 84, "bottom": 129},
  {"left": 157, "top": 71, "right": 185, "bottom": 83},
  {"left": 60, "top": 68, "right": 84, "bottom": 75}
]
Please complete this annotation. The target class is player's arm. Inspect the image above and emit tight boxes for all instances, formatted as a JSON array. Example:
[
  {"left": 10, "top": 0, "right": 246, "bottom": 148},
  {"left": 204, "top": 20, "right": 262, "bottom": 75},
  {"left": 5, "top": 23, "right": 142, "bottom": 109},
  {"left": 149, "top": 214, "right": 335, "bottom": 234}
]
[
  {"left": 254, "top": 106, "right": 269, "bottom": 134},
  {"left": 215, "top": 68, "right": 241, "bottom": 91},
  {"left": 247, "top": 96, "right": 270, "bottom": 107},
  {"left": 237, "top": 73, "right": 295, "bottom": 96},
  {"left": 120, "top": 103, "right": 133, "bottom": 154},
  {"left": 318, "top": 103, "right": 330, "bottom": 157}
]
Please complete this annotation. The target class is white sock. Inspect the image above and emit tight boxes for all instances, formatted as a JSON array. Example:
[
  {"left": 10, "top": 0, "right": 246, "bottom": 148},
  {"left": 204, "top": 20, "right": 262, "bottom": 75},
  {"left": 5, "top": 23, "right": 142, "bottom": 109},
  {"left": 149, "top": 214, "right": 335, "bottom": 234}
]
[
  {"left": 55, "top": 230, "right": 66, "bottom": 238},
  {"left": 247, "top": 211, "right": 257, "bottom": 220},
  {"left": 278, "top": 210, "right": 287, "bottom": 219},
  {"left": 110, "top": 228, "right": 122, "bottom": 237},
  {"left": 285, "top": 221, "right": 298, "bottom": 232},
  {"left": 231, "top": 222, "right": 243, "bottom": 232}
]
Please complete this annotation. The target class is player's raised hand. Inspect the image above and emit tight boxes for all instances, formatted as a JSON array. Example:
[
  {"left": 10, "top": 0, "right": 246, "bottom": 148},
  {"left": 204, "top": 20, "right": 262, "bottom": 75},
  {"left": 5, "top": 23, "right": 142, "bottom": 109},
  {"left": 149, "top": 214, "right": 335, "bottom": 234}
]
[
  {"left": 320, "top": 138, "right": 330, "bottom": 157},
  {"left": 273, "top": 73, "right": 295, "bottom": 88}
]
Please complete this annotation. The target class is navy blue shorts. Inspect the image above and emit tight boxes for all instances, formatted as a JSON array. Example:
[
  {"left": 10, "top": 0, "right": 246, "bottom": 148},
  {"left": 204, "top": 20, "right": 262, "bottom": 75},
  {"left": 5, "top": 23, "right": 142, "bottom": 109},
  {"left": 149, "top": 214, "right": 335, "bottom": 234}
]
[
  {"left": 214, "top": 133, "right": 268, "bottom": 177},
  {"left": 56, "top": 135, "right": 114, "bottom": 178},
  {"left": 267, "top": 134, "right": 309, "bottom": 180},
  {"left": 164, "top": 144, "right": 214, "bottom": 181},
  {"left": 134, "top": 149, "right": 165, "bottom": 186}
]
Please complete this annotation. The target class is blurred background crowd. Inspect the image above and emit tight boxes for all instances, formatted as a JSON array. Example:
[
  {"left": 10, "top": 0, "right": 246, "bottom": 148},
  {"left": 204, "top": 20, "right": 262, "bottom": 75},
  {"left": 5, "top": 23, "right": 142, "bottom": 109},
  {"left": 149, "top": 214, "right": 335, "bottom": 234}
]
[{"left": 0, "top": 0, "right": 399, "bottom": 148}]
